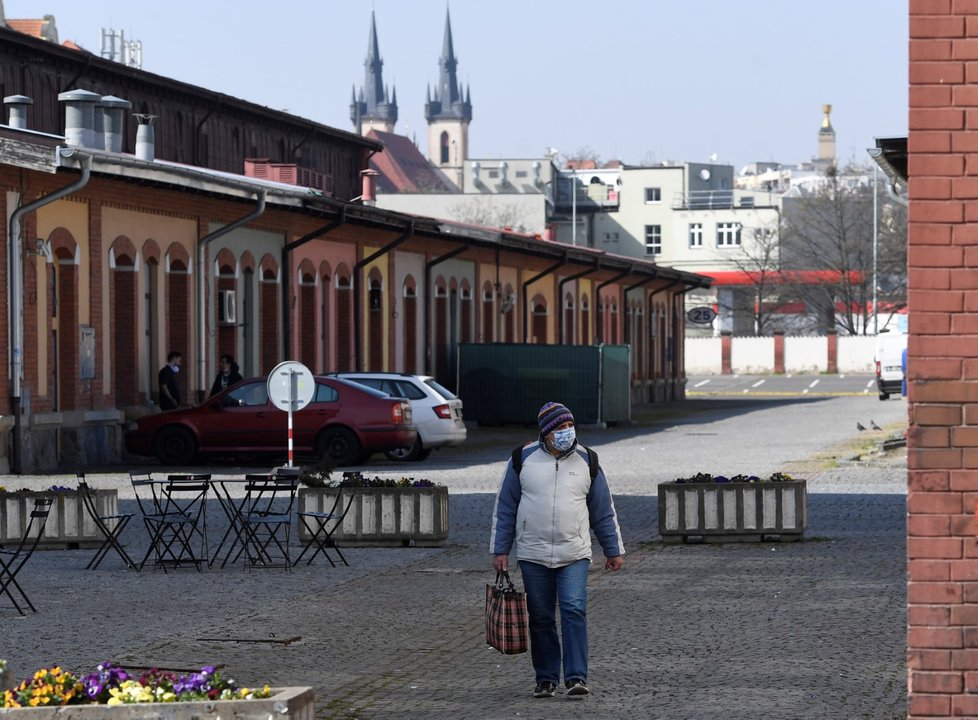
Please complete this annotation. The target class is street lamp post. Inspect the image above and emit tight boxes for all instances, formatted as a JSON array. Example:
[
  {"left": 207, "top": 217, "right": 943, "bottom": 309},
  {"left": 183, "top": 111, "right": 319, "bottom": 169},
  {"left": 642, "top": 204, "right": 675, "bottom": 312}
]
[{"left": 872, "top": 162, "right": 879, "bottom": 335}]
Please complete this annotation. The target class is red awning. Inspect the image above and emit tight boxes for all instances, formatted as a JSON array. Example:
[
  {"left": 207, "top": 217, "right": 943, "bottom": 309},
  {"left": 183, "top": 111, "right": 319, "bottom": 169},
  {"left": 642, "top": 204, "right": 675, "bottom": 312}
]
[{"left": 698, "top": 270, "right": 864, "bottom": 286}]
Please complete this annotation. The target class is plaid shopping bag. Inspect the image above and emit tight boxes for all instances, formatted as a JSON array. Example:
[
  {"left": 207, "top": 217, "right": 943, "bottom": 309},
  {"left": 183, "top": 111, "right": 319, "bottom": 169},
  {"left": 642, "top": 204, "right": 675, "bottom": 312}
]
[{"left": 485, "top": 570, "right": 528, "bottom": 655}]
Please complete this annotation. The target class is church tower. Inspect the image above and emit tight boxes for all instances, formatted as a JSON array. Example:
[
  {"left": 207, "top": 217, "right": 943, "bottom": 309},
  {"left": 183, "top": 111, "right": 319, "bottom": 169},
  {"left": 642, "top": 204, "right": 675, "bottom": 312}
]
[
  {"left": 425, "top": 8, "right": 472, "bottom": 188},
  {"left": 818, "top": 104, "right": 836, "bottom": 164},
  {"left": 350, "top": 12, "right": 398, "bottom": 135}
]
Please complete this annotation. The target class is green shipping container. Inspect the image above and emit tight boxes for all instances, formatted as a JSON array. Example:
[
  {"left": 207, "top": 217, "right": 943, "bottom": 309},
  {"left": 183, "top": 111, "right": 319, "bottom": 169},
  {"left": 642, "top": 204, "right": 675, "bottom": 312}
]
[{"left": 457, "top": 344, "right": 630, "bottom": 426}]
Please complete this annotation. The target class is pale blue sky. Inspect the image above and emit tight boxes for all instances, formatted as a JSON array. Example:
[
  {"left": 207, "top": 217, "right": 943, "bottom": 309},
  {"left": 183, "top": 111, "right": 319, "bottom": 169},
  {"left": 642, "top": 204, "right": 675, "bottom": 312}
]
[{"left": 6, "top": 0, "right": 909, "bottom": 170}]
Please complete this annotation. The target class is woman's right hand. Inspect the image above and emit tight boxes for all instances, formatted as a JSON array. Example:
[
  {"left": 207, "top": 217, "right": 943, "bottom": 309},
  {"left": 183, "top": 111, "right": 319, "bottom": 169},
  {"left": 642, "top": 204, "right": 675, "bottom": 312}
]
[{"left": 492, "top": 554, "right": 509, "bottom": 573}]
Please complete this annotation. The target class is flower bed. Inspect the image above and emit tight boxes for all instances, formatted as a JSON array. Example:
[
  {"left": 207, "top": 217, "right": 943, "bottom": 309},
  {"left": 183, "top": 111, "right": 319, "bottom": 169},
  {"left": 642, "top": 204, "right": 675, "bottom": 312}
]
[
  {"left": 298, "top": 472, "right": 448, "bottom": 547},
  {"left": 658, "top": 473, "right": 807, "bottom": 542},
  {"left": 0, "top": 662, "right": 313, "bottom": 719},
  {"left": 0, "top": 487, "right": 118, "bottom": 550}
]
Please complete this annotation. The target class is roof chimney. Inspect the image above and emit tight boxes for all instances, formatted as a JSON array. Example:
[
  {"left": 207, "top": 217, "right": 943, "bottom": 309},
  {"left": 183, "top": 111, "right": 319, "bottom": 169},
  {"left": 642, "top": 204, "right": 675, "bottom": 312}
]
[
  {"left": 134, "top": 113, "right": 156, "bottom": 161},
  {"left": 4, "top": 95, "right": 33, "bottom": 130},
  {"left": 360, "top": 169, "right": 378, "bottom": 206},
  {"left": 99, "top": 95, "right": 131, "bottom": 153},
  {"left": 58, "top": 89, "right": 102, "bottom": 147}
]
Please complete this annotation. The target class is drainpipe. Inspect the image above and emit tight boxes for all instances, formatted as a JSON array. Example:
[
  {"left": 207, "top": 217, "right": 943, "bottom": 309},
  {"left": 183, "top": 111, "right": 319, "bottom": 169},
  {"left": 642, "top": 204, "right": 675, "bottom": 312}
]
[
  {"left": 595, "top": 267, "right": 633, "bottom": 344},
  {"left": 197, "top": 191, "right": 266, "bottom": 402},
  {"left": 522, "top": 255, "right": 566, "bottom": 344},
  {"left": 424, "top": 243, "right": 470, "bottom": 375},
  {"left": 9, "top": 150, "right": 92, "bottom": 473},
  {"left": 353, "top": 220, "right": 415, "bottom": 371},
  {"left": 557, "top": 259, "right": 600, "bottom": 344},
  {"left": 281, "top": 207, "right": 348, "bottom": 363}
]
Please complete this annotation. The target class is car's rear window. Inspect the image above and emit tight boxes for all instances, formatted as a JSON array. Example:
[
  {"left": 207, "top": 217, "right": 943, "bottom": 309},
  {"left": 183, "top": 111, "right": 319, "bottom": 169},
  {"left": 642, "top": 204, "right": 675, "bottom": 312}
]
[{"left": 424, "top": 378, "right": 457, "bottom": 400}]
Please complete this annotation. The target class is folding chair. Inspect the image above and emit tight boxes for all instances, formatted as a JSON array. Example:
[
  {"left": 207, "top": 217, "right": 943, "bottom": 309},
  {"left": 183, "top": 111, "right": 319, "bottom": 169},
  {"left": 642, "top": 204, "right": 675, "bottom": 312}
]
[
  {"left": 239, "top": 474, "right": 299, "bottom": 570},
  {"left": 77, "top": 474, "right": 137, "bottom": 570},
  {"left": 131, "top": 472, "right": 165, "bottom": 570},
  {"left": 0, "top": 497, "right": 53, "bottom": 615},
  {"left": 140, "top": 474, "right": 211, "bottom": 572},
  {"left": 293, "top": 490, "right": 355, "bottom": 567}
]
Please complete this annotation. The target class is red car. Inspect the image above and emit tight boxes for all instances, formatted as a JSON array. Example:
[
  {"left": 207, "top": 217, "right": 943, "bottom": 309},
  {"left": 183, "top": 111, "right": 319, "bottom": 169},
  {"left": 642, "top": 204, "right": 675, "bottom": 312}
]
[{"left": 125, "top": 375, "right": 415, "bottom": 467}]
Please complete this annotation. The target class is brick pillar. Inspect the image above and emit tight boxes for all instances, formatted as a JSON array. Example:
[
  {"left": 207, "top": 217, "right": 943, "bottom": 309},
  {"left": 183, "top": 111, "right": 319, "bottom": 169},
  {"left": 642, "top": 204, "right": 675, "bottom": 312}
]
[
  {"left": 907, "top": 3, "right": 974, "bottom": 718},
  {"left": 773, "top": 332, "right": 785, "bottom": 374},
  {"left": 826, "top": 330, "right": 838, "bottom": 374},
  {"left": 720, "top": 331, "right": 732, "bottom": 375}
]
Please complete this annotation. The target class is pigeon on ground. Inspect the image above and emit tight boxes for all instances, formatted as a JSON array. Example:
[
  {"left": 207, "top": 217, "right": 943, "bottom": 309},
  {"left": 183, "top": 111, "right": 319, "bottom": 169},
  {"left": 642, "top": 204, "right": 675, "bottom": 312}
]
[
  {"left": 870, "top": 420, "right": 882, "bottom": 431},
  {"left": 856, "top": 422, "right": 867, "bottom": 431}
]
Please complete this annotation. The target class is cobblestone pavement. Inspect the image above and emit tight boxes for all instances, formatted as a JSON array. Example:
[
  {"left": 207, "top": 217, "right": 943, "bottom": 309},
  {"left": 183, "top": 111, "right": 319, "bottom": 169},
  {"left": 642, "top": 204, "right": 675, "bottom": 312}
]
[{"left": 2, "top": 395, "right": 909, "bottom": 719}]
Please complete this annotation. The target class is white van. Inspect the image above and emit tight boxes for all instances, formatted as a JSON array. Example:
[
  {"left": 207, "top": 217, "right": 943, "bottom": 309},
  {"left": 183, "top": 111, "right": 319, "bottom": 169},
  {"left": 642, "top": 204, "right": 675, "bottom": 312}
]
[{"left": 874, "top": 330, "right": 907, "bottom": 400}]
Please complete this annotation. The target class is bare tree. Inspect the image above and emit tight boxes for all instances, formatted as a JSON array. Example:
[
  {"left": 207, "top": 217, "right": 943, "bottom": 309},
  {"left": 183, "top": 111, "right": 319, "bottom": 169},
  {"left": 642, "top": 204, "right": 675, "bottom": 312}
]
[
  {"left": 780, "top": 165, "right": 905, "bottom": 335},
  {"left": 451, "top": 196, "right": 529, "bottom": 233},
  {"left": 718, "top": 218, "right": 799, "bottom": 335}
]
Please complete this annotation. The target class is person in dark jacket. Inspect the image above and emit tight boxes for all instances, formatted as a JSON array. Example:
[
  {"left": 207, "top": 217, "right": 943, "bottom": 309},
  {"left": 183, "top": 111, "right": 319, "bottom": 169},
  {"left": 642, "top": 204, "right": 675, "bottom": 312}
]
[
  {"left": 209, "top": 354, "right": 243, "bottom": 397},
  {"left": 490, "top": 401, "right": 624, "bottom": 700},
  {"left": 157, "top": 351, "right": 182, "bottom": 410}
]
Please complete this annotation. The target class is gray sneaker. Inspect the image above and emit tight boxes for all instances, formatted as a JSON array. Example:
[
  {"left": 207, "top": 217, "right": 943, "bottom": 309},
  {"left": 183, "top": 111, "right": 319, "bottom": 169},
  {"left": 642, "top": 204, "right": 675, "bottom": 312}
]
[
  {"left": 533, "top": 682, "right": 557, "bottom": 698},
  {"left": 566, "top": 679, "right": 589, "bottom": 697}
]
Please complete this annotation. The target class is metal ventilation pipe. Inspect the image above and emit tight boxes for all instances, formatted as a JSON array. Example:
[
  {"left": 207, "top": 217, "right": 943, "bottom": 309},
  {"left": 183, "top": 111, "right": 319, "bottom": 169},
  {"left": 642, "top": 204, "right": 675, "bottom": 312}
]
[
  {"left": 134, "top": 113, "right": 156, "bottom": 161},
  {"left": 57, "top": 89, "right": 101, "bottom": 147},
  {"left": 99, "top": 95, "right": 131, "bottom": 153},
  {"left": 4, "top": 95, "right": 32, "bottom": 129}
]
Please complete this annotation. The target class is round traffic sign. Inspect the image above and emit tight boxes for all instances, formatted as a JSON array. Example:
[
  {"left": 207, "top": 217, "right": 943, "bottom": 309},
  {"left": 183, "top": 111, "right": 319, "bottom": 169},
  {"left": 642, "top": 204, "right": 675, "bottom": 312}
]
[
  {"left": 686, "top": 306, "right": 717, "bottom": 325},
  {"left": 267, "top": 361, "right": 315, "bottom": 411}
]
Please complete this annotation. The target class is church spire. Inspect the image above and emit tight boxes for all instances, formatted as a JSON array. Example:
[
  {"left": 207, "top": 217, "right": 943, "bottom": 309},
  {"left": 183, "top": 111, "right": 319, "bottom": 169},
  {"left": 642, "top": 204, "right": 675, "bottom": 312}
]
[
  {"left": 425, "top": 7, "right": 471, "bottom": 122},
  {"left": 350, "top": 11, "right": 398, "bottom": 134}
]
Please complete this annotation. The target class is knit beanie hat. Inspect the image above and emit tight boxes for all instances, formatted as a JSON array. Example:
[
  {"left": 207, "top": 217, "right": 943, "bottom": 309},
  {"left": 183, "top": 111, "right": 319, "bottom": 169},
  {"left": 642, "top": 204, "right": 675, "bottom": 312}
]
[{"left": 538, "top": 402, "right": 574, "bottom": 437}]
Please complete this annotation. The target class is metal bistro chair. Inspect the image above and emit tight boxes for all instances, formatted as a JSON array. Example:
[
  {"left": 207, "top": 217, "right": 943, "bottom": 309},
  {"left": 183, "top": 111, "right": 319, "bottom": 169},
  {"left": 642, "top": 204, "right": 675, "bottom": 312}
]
[
  {"left": 239, "top": 472, "right": 300, "bottom": 570},
  {"left": 146, "top": 474, "right": 211, "bottom": 572},
  {"left": 0, "top": 497, "right": 54, "bottom": 615},
  {"left": 131, "top": 472, "right": 166, "bottom": 570},
  {"left": 293, "top": 489, "right": 355, "bottom": 567},
  {"left": 77, "top": 474, "right": 137, "bottom": 570}
]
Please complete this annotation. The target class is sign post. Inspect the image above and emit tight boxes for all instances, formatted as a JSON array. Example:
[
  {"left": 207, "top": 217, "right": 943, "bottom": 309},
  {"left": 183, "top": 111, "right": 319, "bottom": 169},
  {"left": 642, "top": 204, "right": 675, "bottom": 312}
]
[{"left": 266, "top": 361, "right": 315, "bottom": 468}]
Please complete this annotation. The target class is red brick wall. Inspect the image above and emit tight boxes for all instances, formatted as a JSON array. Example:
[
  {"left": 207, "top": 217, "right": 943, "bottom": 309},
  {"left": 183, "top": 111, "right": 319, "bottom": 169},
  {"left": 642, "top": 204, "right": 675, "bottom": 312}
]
[{"left": 908, "top": 2, "right": 978, "bottom": 717}]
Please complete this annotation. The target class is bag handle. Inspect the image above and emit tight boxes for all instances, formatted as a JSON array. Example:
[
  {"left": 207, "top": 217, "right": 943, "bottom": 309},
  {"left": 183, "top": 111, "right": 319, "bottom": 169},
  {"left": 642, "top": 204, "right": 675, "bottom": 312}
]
[{"left": 495, "top": 570, "right": 517, "bottom": 592}]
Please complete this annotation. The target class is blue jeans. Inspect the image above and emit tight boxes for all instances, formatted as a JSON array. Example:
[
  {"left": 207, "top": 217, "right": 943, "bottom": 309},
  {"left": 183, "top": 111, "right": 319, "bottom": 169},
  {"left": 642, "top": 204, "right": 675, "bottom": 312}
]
[{"left": 518, "top": 558, "right": 590, "bottom": 685}]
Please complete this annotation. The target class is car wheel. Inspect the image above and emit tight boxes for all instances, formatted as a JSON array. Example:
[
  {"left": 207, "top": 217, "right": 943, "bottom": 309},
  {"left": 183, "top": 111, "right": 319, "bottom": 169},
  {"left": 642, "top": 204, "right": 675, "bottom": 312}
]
[
  {"left": 385, "top": 437, "right": 426, "bottom": 462},
  {"left": 316, "top": 427, "right": 361, "bottom": 467},
  {"left": 879, "top": 391, "right": 889, "bottom": 401},
  {"left": 154, "top": 426, "right": 198, "bottom": 465}
]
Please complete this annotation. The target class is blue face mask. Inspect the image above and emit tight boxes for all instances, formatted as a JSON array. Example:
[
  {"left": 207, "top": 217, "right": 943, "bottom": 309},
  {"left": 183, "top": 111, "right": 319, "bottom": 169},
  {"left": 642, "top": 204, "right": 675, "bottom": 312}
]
[{"left": 551, "top": 427, "right": 576, "bottom": 452}]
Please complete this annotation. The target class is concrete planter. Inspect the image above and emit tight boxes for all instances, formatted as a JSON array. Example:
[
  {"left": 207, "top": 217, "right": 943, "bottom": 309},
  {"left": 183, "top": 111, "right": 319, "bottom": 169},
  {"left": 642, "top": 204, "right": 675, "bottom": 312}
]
[
  {"left": 297, "top": 486, "right": 449, "bottom": 547},
  {"left": 658, "top": 480, "right": 807, "bottom": 542},
  {"left": 0, "top": 686, "right": 314, "bottom": 718},
  {"left": 0, "top": 489, "right": 118, "bottom": 549}
]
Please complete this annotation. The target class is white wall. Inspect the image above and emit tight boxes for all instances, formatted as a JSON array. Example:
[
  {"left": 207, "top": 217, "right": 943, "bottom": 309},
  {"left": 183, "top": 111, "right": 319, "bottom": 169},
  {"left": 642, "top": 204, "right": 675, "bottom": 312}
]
[
  {"left": 731, "top": 336, "right": 774, "bottom": 374},
  {"left": 684, "top": 337, "right": 722, "bottom": 374},
  {"left": 784, "top": 336, "right": 826, "bottom": 373},
  {"left": 684, "top": 335, "right": 878, "bottom": 374}
]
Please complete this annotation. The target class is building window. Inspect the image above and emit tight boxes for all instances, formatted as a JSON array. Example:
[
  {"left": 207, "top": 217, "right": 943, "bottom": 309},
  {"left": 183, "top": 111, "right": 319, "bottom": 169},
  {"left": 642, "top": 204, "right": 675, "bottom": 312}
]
[
  {"left": 716, "top": 222, "right": 741, "bottom": 247},
  {"left": 689, "top": 223, "right": 703, "bottom": 247},
  {"left": 644, "top": 187, "right": 661, "bottom": 204},
  {"left": 644, "top": 225, "right": 662, "bottom": 255}
]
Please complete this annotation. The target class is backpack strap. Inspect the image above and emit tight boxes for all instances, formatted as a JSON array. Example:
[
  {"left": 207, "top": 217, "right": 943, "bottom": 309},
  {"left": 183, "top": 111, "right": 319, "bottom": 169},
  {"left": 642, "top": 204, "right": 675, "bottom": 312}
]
[
  {"left": 585, "top": 446, "right": 600, "bottom": 482},
  {"left": 511, "top": 443, "right": 600, "bottom": 483}
]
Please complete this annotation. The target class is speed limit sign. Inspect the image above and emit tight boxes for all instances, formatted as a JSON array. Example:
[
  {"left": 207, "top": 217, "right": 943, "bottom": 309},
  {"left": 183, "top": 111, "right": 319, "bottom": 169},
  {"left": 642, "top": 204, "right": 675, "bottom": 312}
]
[{"left": 687, "top": 306, "right": 717, "bottom": 324}]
